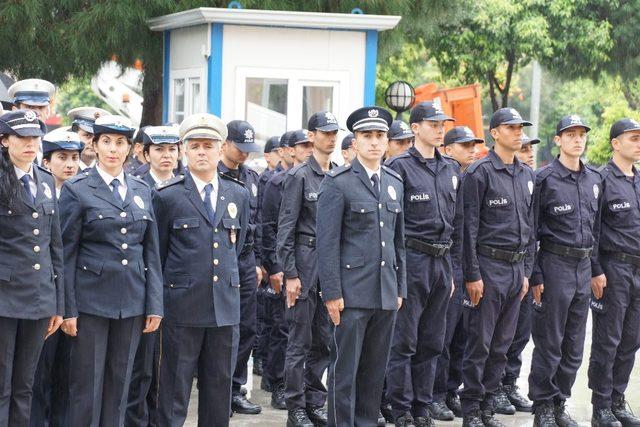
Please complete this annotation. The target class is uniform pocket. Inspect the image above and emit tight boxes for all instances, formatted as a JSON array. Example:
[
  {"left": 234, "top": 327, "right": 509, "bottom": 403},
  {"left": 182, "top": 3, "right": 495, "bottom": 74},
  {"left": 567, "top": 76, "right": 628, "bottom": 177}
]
[
  {"left": 0, "top": 264, "right": 12, "bottom": 282},
  {"left": 172, "top": 217, "right": 200, "bottom": 230},
  {"left": 165, "top": 273, "right": 192, "bottom": 289},
  {"left": 349, "top": 202, "right": 377, "bottom": 230},
  {"left": 342, "top": 255, "right": 365, "bottom": 270},
  {"left": 77, "top": 256, "right": 104, "bottom": 275}
]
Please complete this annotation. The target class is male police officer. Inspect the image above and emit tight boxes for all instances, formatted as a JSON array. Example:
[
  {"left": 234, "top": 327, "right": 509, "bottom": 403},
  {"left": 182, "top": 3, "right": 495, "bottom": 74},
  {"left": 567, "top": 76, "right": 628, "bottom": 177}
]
[
  {"left": 277, "top": 112, "right": 338, "bottom": 426},
  {"left": 261, "top": 130, "right": 312, "bottom": 409},
  {"left": 340, "top": 133, "right": 355, "bottom": 165},
  {"left": 218, "top": 120, "right": 264, "bottom": 415},
  {"left": 317, "top": 106, "right": 406, "bottom": 427},
  {"left": 432, "top": 126, "right": 483, "bottom": 419},
  {"left": 67, "top": 107, "right": 111, "bottom": 172},
  {"left": 588, "top": 118, "right": 640, "bottom": 427},
  {"left": 153, "top": 113, "right": 250, "bottom": 427},
  {"left": 528, "top": 115, "right": 601, "bottom": 427},
  {"left": 8, "top": 78, "right": 56, "bottom": 120},
  {"left": 460, "top": 107, "right": 535, "bottom": 427},
  {"left": 385, "top": 101, "right": 462, "bottom": 427},
  {"left": 386, "top": 119, "right": 414, "bottom": 160},
  {"left": 514, "top": 133, "right": 540, "bottom": 169}
]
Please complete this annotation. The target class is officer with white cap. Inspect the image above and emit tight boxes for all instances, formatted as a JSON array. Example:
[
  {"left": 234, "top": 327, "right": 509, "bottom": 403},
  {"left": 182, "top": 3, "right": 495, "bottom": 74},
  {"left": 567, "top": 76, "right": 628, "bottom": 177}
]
[
  {"left": 67, "top": 106, "right": 111, "bottom": 171},
  {"left": 153, "top": 113, "right": 250, "bottom": 427},
  {"left": 8, "top": 78, "right": 56, "bottom": 120}
]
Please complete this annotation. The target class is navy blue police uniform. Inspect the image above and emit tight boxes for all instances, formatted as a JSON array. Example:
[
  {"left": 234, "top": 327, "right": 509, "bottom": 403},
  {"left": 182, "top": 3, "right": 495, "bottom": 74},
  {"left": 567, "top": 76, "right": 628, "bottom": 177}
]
[
  {"left": 277, "top": 112, "right": 339, "bottom": 424},
  {"left": 153, "top": 113, "right": 250, "bottom": 427},
  {"left": 59, "top": 115, "right": 163, "bottom": 426},
  {"left": 219, "top": 120, "right": 264, "bottom": 411},
  {"left": 0, "top": 111, "right": 64, "bottom": 427},
  {"left": 384, "top": 102, "right": 462, "bottom": 424},
  {"left": 317, "top": 107, "right": 407, "bottom": 427},
  {"left": 460, "top": 108, "right": 536, "bottom": 421},
  {"left": 528, "top": 116, "right": 601, "bottom": 420},
  {"left": 30, "top": 129, "right": 84, "bottom": 427},
  {"left": 588, "top": 119, "right": 640, "bottom": 425}
]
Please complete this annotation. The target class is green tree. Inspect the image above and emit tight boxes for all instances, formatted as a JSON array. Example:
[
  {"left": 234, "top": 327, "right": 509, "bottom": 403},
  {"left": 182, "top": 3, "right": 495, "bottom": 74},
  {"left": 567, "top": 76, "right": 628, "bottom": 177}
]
[{"left": 56, "top": 77, "right": 111, "bottom": 126}]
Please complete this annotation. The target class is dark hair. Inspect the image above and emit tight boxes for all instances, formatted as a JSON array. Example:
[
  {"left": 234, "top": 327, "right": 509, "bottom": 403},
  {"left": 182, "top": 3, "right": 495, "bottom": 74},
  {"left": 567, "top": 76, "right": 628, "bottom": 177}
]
[
  {"left": 0, "top": 140, "right": 26, "bottom": 212},
  {"left": 92, "top": 132, "right": 133, "bottom": 165},
  {"left": 42, "top": 152, "right": 53, "bottom": 163}
]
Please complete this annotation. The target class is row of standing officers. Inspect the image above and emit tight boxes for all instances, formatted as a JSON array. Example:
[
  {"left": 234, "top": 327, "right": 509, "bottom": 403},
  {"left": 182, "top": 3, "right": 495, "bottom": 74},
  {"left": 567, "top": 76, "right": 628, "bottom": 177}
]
[{"left": 0, "top": 78, "right": 639, "bottom": 427}]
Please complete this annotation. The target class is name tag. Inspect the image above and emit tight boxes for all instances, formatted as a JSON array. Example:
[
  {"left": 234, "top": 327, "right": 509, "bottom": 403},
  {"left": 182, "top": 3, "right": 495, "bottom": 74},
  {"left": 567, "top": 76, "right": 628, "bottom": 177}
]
[
  {"left": 552, "top": 203, "right": 573, "bottom": 214},
  {"left": 410, "top": 193, "right": 430, "bottom": 202},
  {"left": 486, "top": 197, "right": 510, "bottom": 208},
  {"left": 610, "top": 201, "right": 631, "bottom": 212}
]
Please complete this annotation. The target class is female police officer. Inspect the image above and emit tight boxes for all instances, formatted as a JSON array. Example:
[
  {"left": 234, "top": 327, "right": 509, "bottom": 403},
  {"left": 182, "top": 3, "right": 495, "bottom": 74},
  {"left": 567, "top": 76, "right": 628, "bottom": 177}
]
[
  {"left": 0, "top": 110, "right": 64, "bottom": 426},
  {"left": 58, "top": 115, "right": 163, "bottom": 426}
]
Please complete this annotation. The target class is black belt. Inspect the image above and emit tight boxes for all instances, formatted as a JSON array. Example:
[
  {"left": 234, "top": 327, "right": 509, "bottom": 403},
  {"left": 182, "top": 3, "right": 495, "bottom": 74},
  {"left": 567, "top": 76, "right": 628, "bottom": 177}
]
[
  {"left": 605, "top": 251, "right": 640, "bottom": 267},
  {"left": 296, "top": 235, "right": 316, "bottom": 248},
  {"left": 477, "top": 245, "right": 527, "bottom": 263},
  {"left": 406, "top": 237, "right": 452, "bottom": 257},
  {"left": 541, "top": 241, "right": 592, "bottom": 259}
]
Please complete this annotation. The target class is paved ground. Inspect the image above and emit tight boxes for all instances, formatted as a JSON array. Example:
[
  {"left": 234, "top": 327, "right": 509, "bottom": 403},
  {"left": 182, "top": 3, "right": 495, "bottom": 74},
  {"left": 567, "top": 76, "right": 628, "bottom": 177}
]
[{"left": 184, "top": 313, "right": 640, "bottom": 426}]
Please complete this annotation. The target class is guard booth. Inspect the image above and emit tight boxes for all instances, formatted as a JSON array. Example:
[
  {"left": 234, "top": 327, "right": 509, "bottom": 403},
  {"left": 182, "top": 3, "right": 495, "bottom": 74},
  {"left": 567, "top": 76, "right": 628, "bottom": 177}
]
[{"left": 147, "top": 6, "right": 400, "bottom": 151}]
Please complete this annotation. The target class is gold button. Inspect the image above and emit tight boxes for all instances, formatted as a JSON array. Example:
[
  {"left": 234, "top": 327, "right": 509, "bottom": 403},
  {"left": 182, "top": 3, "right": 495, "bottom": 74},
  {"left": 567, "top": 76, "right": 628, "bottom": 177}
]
[
  {"left": 213, "top": 259, "right": 219, "bottom": 266},
  {"left": 213, "top": 242, "right": 219, "bottom": 248},
  {"left": 213, "top": 275, "right": 219, "bottom": 282},
  {"left": 34, "top": 245, "right": 40, "bottom": 253},
  {"left": 32, "top": 212, "right": 39, "bottom": 219},
  {"left": 33, "top": 229, "right": 40, "bottom": 235},
  {"left": 120, "top": 228, "right": 127, "bottom": 234},
  {"left": 121, "top": 243, "right": 128, "bottom": 250},
  {"left": 120, "top": 212, "right": 127, "bottom": 218},
  {"left": 121, "top": 259, "right": 128, "bottom": 266},
  {"left": 33, "top": 263, "right": 41, "bottom": 270}
]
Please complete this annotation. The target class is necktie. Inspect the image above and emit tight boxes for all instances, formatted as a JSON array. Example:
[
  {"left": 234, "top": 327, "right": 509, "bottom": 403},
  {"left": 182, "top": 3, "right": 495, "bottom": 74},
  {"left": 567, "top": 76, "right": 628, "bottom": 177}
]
[
  {"left": 20, "top": 174, "right": 35, "bottom": 204},
  {"left": 111, "top": 178, "right": 122, "bottom": 202},
  {"left": 203, "top": 183, "right": 216, "bottom": 224},
  {"left": 371, "top": 173, "right": 380, "bottom": 200}
]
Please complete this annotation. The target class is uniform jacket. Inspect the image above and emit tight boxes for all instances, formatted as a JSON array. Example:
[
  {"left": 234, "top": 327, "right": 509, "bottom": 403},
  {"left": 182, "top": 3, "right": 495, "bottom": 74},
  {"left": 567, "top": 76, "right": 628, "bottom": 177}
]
[
  {"left": 317, "top": 158, "right": 407, "bottom": 310},
  {"left": 153, "top": 171, "right": 250, "bottom": 327},
  {"left": 59, "top": 167, "right": 163, "bottom": 319},
  {"left": 0, "top": 166, "right": 64, "bottom": 318},
  {"left": 261, "top": 169, "right": 288, "bottom": 276}
]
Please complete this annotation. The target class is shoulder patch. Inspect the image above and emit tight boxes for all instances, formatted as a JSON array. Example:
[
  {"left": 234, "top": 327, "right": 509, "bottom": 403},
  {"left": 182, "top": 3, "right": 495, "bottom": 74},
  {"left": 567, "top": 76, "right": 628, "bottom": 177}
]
[
  {"left": 382, "top": 165, "right": 402, "bottom": 182},
  {"left": 327, "top": 164, "right": 351, "bottom": 177},
  {"left": 155, "top": 174, "right": 185, "bottom": 190},
  {"left": 465, "top": 156, "right": 491, "bottom": 174},
  {"left": 219, "top": 171, "right": 245, "bottom": 187}
]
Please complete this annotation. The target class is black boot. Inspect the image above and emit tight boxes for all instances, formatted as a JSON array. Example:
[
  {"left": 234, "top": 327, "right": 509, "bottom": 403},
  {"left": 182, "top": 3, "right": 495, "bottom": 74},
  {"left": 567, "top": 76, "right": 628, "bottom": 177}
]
[
  {"left": 503, "top": 384, "right": 532, "bottom": 412},
  {"left": 306, "top": 405, "right": 328, "bottom": 426},
  {"left": 414, "top": 414, "right": 435, "bottom": 427},
  {"left": 592, "top": 408, "right": 623, "bottom": 427},
  {"left": 271, "top": 383, "right": 286, "bottom": 410},
  {"left": 533, "top": 401, "right": 559, "bottom": 427},
  {"left": 554, "top": 399, "right": 578, "bottom": 427},
  {"left": 446, "top": 392, "right": 462, "bottom": 418},
  {"left": 462, "top": 409, "right": 484, "bottom": 427},
  {"left": 394, "top": 411, "right": 416, "bottom": 427},
  {"left": 428, "top": 400, "right": 454, "bottom": 421},
  {"left": 381, "top": 401, "right": 394, "bottom": 423},
  {"left": 231, "top": 392, "right": 262, "bottom": 414},
  {"left": 253, "top": 357, "right": 264, "bottom": 376},
  {"left": 612, "top": 395, "right": 640, "bottom": 427},
  {"left": 494, "top": 385, "right": 516, "bottom": 415},
  {"left": 378, "top": 410, "right": 387, "bottom": 426},
  {"left": 482, "top": 409, "right": 506, "bottom": 427},
  {"left": 287, "top": 408, "right": 314, "bottom": 427},
  {"left": 261, "top": 375, "right": 273, "bottom": 392}
]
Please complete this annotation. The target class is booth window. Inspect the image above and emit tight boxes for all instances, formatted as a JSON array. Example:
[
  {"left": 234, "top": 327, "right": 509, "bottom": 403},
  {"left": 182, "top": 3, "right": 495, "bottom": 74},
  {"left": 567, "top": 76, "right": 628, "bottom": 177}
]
[
  {"left": 302, "top": 86, "right": 333, "bottom": 129},
  {"left": 245, "top": 78, "right": 288, "bottom": 142},
  {"left": 172, "top": 76, "right": 202, "bottom": 123}
]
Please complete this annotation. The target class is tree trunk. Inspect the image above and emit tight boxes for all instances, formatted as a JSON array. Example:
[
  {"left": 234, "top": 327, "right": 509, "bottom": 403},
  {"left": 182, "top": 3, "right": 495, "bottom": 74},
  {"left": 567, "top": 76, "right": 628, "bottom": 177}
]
[
  {"left": 487, "top": 71, "right": 500, "bottom": 112},
  {"left": 500, "top": 52, "right": 515, "bottom": 108},
  {"left": 139, "top": 65, "right": 163, "bottom": 127},
  {"left": 622, "top": 79, "right": 640, "bottom": 111}
]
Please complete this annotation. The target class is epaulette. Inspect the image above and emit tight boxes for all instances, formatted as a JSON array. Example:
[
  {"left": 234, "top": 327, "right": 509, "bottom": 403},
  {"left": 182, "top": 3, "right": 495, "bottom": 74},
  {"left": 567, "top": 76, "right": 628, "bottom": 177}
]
[
  {"left": 155, "top": 174, "right": 185, "bottom": 190},
  {"left": 326, "top": 163, "right": 351, "bottom": 177},
  {"left": 465, "top": 156, "right": 491, "bottom": 174},
  {"left": 597, "top": 164, "right": 612, "bottom": 179},
  {"left": 442, "top": 154, "right": 462, "bottom": 168},
  {"left": 127, "top": 173, "right": 148, "bottom": 186},
  {"left": 287, "top": 162, "right": 307, "bottom": 176},
  {"left": 384, "top": 151, "right": 411, "bottom": 167},
  {"left": 36, "top": 164, "right": 52, "bottom": 175},
  {"left": 534, "top": 164, "right": 554, "bottom": 184},
  {"left": 66, "top": 172, "right": 89, "bottom": 184},
  {"left": 382, "top": 165, "right": 402, "bottom": 182},
  {"left": 219, "top": 171, "right": 245, "bottom": 187}
]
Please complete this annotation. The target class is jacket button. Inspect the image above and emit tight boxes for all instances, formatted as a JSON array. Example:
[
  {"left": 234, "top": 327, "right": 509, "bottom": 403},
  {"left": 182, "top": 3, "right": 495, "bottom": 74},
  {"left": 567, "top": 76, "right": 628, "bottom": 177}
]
[
  {"left": 120, "top": 212, "right": 127, "bottom": 218},
  {"left": 213, "top": 275, "right": 219, "bottom": 282},
  {"left": 33, "top": 263, "right": 41, "bottom": 270},
  {"left": 213, "top": 259, "right": 219, "bottom": 266},
  {"left": 120, "top": 228, "right": 127, "bottom": 234},
  {"left": 7, "top": 210, "right": 11, "bottom": 215},
  {"left": 143, "top": 215, "right": 148, "bottom": 220},
  {"left": 83, "top": 266, "right": 87, "bottom": 270},
  {"left": 381, "top": 261, "right": 386, "bottom": 266},
  {"left": 32, "top": 212, "right": 39, "bottom": 219},
  {"left": 121, "top": 243, "right": 128, "bottom": 250},
  {"left": 382, "top": 241, "right": 386, "bottom": 247},
  {"left": 213, "top": 242, "right": 219, "bottom": 248},
  {"left": 98, "top": 214, "right": 103, "bottom": 219},
  {"left": 122, "top": 259, "right": 128, "bottom": 266},
  {"left": 379, "top": 221, "right": 384, "bottom": 227},
  {"left": 170, "top": 283, "right": 175, "bottom": 288},
  {"left": 33, "top": 229, "right": 40, "bottom": 235},
  {"left": 34, "top": 245, "right": 40, "bottom": 253},
  {"left": 214, "top": 228, "right": 218, "bottom": 233},
  {"left": 346, "top": 265, "right": 351, "bottom": 269},
  {"left": 183, "top": 224, "right": 188, "bottom": 228},
  {"left": 360, "top": 209, "right": 365, "bottom": 213},
  {"left": 379, "top": 204, "right": 382, "bottom": 209}
]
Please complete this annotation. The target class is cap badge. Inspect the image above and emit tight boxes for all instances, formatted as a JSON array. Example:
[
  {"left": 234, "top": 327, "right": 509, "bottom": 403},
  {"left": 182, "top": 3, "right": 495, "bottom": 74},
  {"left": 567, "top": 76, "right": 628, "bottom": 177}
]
[
  {"left": 464, "top": 127, "right": 474, "bottom": 137},
  {"left": 134, "top": 195, "right": 145, "bottom": 209},
  {"left": 400, "top": 122, "right": 410, "bottom": 131},
  {"left": 368, "top": 109, "right": 379, "bottom": 118},
  {"left": 24, "top": 110, "right": 37, "bottom": 122},
  {"left": 387, "top": 185, "right": 397, "bottom": 200},
  {"left": 228, "top": 202, "right": 238, "bottom": 219},
  {"left": 569, "top": 115, "right": 583, "bottom": 125},
  {"left": 325, "top": 112, "right": 337, "bottom": 124},
  {"left": 631, "top": 119, "right": 640, "bottom": 127},
  {"left": 244, "top": 129, "right": 254, "bottom": 141},
  {"left": 508, "top": 108, "right": 522, "bottom": 120}
]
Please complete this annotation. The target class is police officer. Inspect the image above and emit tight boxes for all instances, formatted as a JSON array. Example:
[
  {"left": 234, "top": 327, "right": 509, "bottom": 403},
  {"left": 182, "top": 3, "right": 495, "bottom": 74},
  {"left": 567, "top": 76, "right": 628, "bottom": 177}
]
[
  {"left": 261, "top": 130, "right": 312, "bottom": 409},
  {"left": 137, "top": 125, "right": 181, "bottom": 187},
  {"left": 277, "top": 112, "right": 338, "bottom": 426},
  {"left": 340, "top": 133, "right": 355, "bottom": 165},
  {"left": 67, "top": 107, "right": 111, "bottom": 172},
  {"left": 217, "top": 120, "right": 264, "bottom": 415},
  {"left": 460, "top": 107, "right": 535, "bottom": 427},
  {"left": 0, "top": 110, "right": 64, "bottom": 426},
  {"left": 317, "top": 106, "right": 406, "bottom": 427},
  {"left": 30, "top": 129, "right": 84, "bottom": 427},
  {"left": 494, "top": 132, "right": 540, "bottom": 415},
  {"left": 264, "top": 135, "right": 283, "bottom": 172},
  {"left": 384, "top": 101, "right": 461, "bottom": 427},
  {"left": 126, "top": 127, "right": 149, "bottom": 174},
  {"left": 153, "top": 113, "right": 250, "bottom": 427},
  {"left": 8, "top": 79, "right": 56, "bottom": 120},
  {"left": 587, "top": 118, "right": 640, "bottom": 427},
  {"left": 432, "top": 126, "right": 483, "bottom": 419},
  {"left": 386, "top": 119, "right": 414, "bottom": 159},
  {"left": 59, "top": 114, "right": 163, "bottom": 426},
  {"left": 527, "top": 115, "right": 600, "bottom": 426}
]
